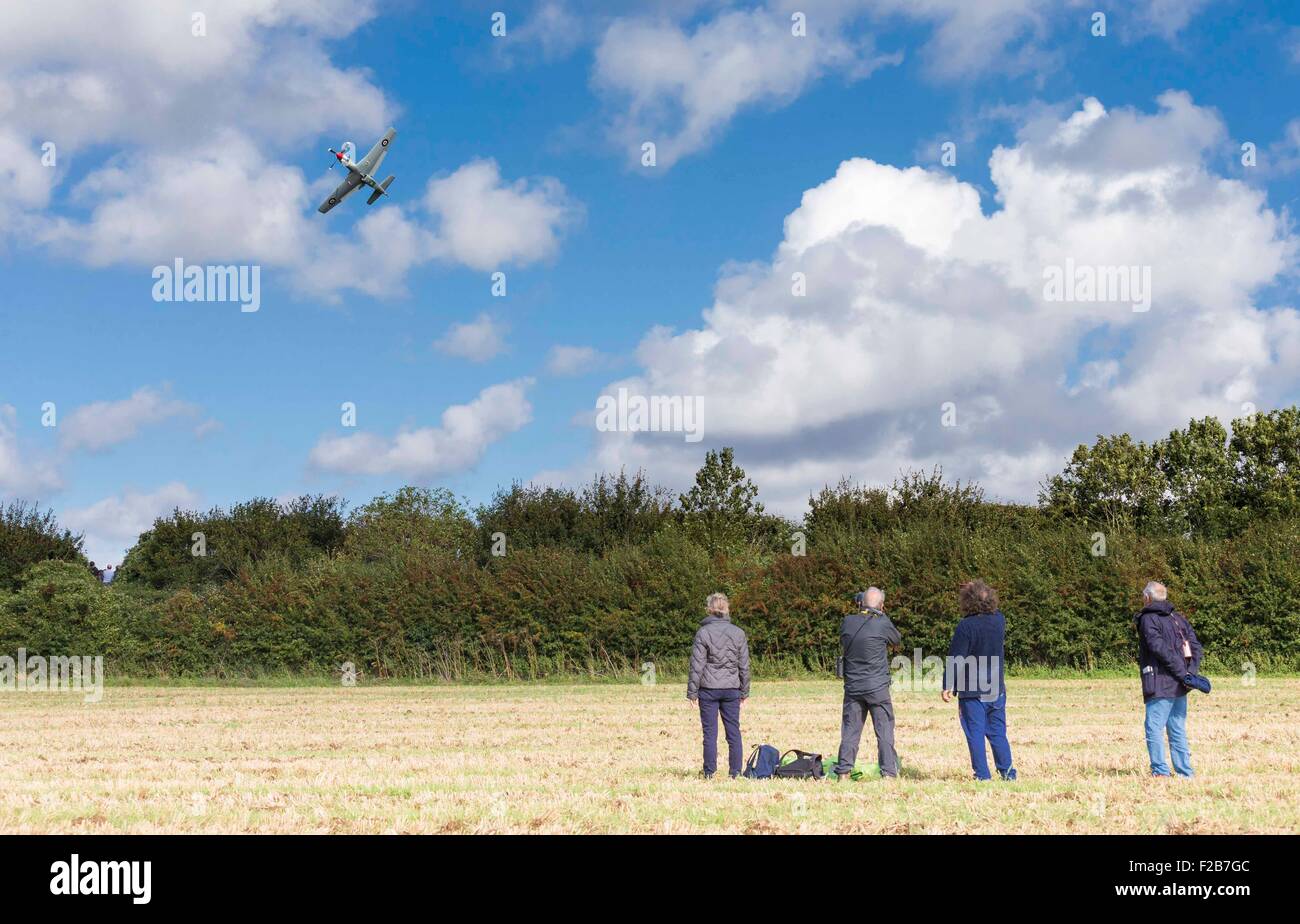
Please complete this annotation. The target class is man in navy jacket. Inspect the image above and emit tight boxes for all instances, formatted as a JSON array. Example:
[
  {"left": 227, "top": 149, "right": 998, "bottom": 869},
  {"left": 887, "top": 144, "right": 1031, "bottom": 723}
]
[{"left": 1136, "top": 581, "right": 1202, "bottom": 777}]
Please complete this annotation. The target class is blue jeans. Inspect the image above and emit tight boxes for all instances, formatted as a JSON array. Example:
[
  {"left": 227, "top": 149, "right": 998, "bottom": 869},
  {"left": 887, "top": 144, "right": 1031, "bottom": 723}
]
[
  {"left": 1145, "top": 696, "right": 1193, "bottom": 777},
  {"left": 958, "top": 692, "right": 1016, "bottom": 781},
  {"left": 697, "top": 688, "right": 743, "bottom": 776}
]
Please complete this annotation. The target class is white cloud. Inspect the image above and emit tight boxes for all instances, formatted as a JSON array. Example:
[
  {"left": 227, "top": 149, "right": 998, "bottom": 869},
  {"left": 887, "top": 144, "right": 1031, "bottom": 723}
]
[
  {"left": 870, "top": 0, "right": 1053, "bottom": 79},
  {"left": 0, "top": 404, "right": 62, "bottom": 497},
  {"left": 59, "top": 385, "right": 197, "bottom": 453},
  {"left": 546, "top": 344, "right": 607, "bottom": 376},
  {"left": 593, "top": 5, "right": 900, "bottom": 168},
  {"left": 29, "top": 137, "right": 578, "bottom": 300},
  {"left": 583, "top": 1, "right": 1218, "bottom": 168},
  {"left": 0, "top": 0, "right": 388, "bottom": 152},
  {"left": 309, "top": 379, "right": 535, "bottom": 478},
  {"left": 425, "top": 159, "right": 580, "bottom": 271},
  {"left": 1, "top": 3, "right": 579, "bottom": 296},
  {"left": 562, "top": 94, "right": 1298, "bottom": 512},
  {"left": 61, "top": 481, "right": 201, "bottom": 567},
  {"left": 434, "top": 313, "right": 510, "bottom": 362}
]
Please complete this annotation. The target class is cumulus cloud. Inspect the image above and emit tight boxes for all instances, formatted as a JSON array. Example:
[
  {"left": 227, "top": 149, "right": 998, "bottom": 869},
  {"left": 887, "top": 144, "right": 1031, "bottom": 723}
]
[
  {"left": 593, "top": 4, "right": 900, "bottom": 168},
  {"left": 2, "top": 3, "right": 579, "bottom": 296},
  {"left": 61, "top": 481, "right": 201, "bottom": 567},
  {"left": 309, "top": 379, "right": 534, "bottom": 478},
  {"left": 546, "top": 344, "right": 608, "bottom": 376},
  {"left": 582, "top": 0, "right": 1218, "bottom": 168},
  {"left": 561, "top": 94, "right": 1298, "bottom": 514},
  {"left": 425, "top": 159, "right": 580, "bottom": 271},
  {"left": 434, "top": 313, "right": 510, "bottom": 362},
  {"left": 59, "top": 385, "right": 197, "bottom": 453},
  {"left": 0, "top": 404, "right": 62, "bottom": 497},
  {"left": 29, "top": 138, "right": 578, "bottom": 299},
  {"left": 0, "top": 0, "right": 388, "bottom": 152}
]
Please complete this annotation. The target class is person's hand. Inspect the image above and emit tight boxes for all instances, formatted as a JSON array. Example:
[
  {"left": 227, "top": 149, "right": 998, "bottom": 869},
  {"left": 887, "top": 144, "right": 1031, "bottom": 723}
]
[
  {"left": 686, "top": 697, "right": 696, "bottom": 706},
  {"left": 941, "top": 689, "right": 953, "bottom": 703},
  {"left": 740, "top": 696, "right": 748, "bottom": 705}
]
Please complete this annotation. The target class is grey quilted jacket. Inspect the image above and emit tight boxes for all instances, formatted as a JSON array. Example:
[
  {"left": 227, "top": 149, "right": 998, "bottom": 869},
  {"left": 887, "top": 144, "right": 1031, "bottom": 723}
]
[{"left": 687, "top": 614, "right": 751, "bottom": 700}]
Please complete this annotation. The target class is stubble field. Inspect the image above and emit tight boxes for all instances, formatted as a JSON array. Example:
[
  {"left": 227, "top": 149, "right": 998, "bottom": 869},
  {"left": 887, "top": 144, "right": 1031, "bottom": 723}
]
[{"left": 2, "top": 678, "right": 1297, "bottom": 834}]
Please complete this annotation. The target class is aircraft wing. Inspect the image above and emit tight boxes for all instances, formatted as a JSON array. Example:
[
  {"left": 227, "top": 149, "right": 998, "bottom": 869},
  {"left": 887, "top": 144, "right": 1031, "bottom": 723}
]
[
  {"left": 356, "top": 127, "right": 397, "bottom": 176},
  {"left": 317, "top": 171, "right": 363, "bottom": 214}
]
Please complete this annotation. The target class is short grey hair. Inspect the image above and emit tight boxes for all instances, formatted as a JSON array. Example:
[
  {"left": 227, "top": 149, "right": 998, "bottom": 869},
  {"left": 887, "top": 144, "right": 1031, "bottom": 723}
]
[
  {"left": 1143, "top": 581, "right": 1168, "bottom": 601},
  {"left": 865, "top": 586, "right": 885, "bottom": 608},
  {"left": 706, "top": 592, "right": 730, "bottom": 616}
]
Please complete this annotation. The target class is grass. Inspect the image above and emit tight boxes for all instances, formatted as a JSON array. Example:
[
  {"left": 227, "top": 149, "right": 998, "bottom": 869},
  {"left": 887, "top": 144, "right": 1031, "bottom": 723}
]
[{"left": 1, "top": 678, "right": 1297, "bottom": 833}]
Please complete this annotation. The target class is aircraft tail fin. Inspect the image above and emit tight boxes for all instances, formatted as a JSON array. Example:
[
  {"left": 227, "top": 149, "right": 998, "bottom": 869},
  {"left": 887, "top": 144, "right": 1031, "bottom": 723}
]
[{"left": 367, "top": 176, "right": 395, "bottom": 205}]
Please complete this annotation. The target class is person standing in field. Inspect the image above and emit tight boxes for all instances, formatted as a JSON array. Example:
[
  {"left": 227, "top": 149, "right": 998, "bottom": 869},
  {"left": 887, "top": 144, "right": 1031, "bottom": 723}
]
[
  {"left": 1136, "top": 581, "right": 1202, "bottom": 778},
  {"left": 834, "top": 587, "right": 902, "bottom": 780},
  {"left": 941, "top": 580, "right": 1017, "bottom": 781},
  {"left": 686, "top": 592, "right": 750, "bottom": 778}
]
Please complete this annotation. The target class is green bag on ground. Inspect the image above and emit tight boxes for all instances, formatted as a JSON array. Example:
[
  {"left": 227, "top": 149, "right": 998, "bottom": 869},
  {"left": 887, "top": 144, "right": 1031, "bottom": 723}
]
[{"left": 821, "top": 756, "right": 903, "bottom": 780}]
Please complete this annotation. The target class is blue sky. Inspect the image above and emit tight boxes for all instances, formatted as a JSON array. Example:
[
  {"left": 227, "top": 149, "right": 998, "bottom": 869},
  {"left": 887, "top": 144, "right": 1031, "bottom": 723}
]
[{"left": 3, "top": 0, "right": 1300, "bottom": 564}]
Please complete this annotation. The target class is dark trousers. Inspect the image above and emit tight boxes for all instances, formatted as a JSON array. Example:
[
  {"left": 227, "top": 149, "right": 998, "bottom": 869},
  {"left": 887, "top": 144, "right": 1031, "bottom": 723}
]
[
  {"left": 835, "top": 689, "right": 898, "bottom": 777},
  {"left": 958, "top": 692, "right": 1015, "bottom": 780},
  {"left": 697, "top": 688, "right": 743, "bottom": 776}
]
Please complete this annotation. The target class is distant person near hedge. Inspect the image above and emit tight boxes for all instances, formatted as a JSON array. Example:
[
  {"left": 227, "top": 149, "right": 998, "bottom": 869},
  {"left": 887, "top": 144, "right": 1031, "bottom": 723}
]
[
  {"left": 942, "top": 580, "right": 1017, "bottom": 781},
  {"left": 686, "top": 592, "right": 750, "bottom": 778},
  {"left": 1136, "top": 581, "right": 1203, "bottom": 778},
  {"left": 834, "top": 587, "right": 902, "bottom": 780}
]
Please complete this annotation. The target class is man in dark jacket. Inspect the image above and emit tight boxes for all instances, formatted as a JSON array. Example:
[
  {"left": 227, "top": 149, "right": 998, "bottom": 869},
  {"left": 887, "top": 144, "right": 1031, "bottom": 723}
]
[
  {"left": 686, "top": 592, "right": 750, "bottom": 778},
  {"left": 941, "top": 580, "right": 1016, "bottom": 781},
  {"left": 1136, "top": 581, "right": 1202, "bottom": 777},
  {"left": 834, "top": 587, "right": 902, "bottom": 779}
]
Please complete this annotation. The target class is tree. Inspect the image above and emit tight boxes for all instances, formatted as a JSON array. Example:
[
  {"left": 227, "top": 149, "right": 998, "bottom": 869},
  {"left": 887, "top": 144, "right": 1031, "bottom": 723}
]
[
  {"left": 117, "top": 495, "right": 347, "bottom": 590},
  {"left": 1040, "top": 434, "right": 1165, "bottom": 531},
  {"left": 1156, "top": 416, "right": 1237, "bottom": 537},
  {"left": 1230, "top": 407, "right": 1300, "bottom": 518},
  {"left": 679, "top": 448, "right": 772, "bottom": 553},
  {"left": 474, "top": 483, "right": 586, "bottom": 556},
  {"left": 0, "top": 501, "right": 89, "bottom": 591},
  {"left": 345, "top": 486, "right": 474, "bottom": 562},
  {"left": 581, "top": 469, "right": 674, "bottom": 551}
]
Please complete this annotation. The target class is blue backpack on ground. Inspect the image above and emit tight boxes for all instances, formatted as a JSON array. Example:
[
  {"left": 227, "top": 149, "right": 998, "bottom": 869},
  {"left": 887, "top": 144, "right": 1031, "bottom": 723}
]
[{"left": 743, "top": 744, "right": 781, "bottom": 779}]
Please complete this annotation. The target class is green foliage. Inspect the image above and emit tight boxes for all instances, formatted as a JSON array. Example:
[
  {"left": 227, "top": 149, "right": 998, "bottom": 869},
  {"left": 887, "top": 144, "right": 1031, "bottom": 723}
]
[
  {"left": 0, "top": 560, "right": 131, "bottom": 656},
  {"left": 473, "top": 470, "right": 675, "bottom": 558},
  {"left": 1043, "top": 407, "right": 1300, "bottom": 538},
  {"left": 0, "top": 501, "right": 90, "bottom": 591},
  {"left": 116, "top": 495, "right": 346, "bottom": 590},
  {"left": 1229, "top": 407, "right": 1300, "bottom": 518},
  {"left": 7, "top": 413, "right": 1300, "bottom": 678},
  {"left": 1041, "top": 433, "right": 1165, "bottom": 531},
  {"left": 679, "top": 447, "right": 784, "bottom": 553},
  {"left": 806, "top": 468, "right": 987, "bottom": 552},
  {"left": 345, "top": 486, "right": 474, "bottom": 564}
]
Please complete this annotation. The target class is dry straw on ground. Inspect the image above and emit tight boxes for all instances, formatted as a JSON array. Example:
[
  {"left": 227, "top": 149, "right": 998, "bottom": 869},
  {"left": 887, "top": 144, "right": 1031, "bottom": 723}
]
[{"left": 1, "top": 679, "right": 1296, "bottom": 833}]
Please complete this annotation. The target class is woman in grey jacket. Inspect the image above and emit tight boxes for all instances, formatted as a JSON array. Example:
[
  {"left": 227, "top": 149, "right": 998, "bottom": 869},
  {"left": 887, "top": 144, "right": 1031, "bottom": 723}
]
[{"left": 686, "top": 592, "right": 751, "bottom": 778}]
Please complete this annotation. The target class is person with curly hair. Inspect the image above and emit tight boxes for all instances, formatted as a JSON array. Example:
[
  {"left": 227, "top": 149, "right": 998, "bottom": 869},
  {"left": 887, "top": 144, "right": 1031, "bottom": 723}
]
[{"left": 942, "top": 580, "right": 1017, "bottom": 781}]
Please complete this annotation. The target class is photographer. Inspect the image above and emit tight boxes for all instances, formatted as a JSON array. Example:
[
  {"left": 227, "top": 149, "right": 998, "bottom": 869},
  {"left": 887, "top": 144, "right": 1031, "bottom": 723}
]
[{"left": 834, "top": 587, "right": 902, "bottom": 780}]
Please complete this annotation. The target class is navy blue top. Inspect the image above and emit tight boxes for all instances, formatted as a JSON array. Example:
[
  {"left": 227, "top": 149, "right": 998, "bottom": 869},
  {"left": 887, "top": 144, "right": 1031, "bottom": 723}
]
[{"left": 945, "top": 610, "right": 1007, "bottom": 700}]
